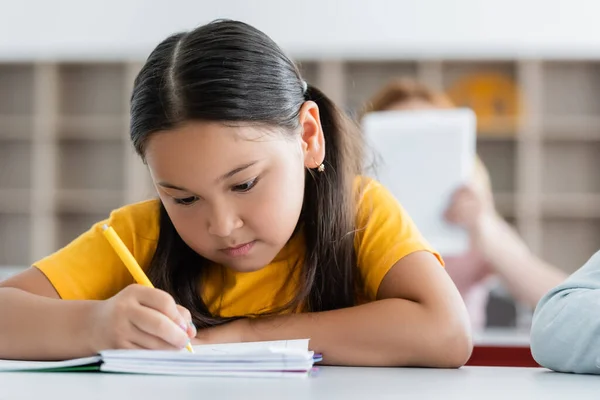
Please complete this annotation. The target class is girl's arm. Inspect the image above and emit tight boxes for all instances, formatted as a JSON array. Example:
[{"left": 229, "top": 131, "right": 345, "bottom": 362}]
[
  {"left": 196, "top": 251, "right": 473, "bottom": 367},
  {"left": 0, "top": 268, "right": 98, "bottom": 360},
  {"left": 531, "top": 250, "right": 600, "bottom": 374},
  {"left": 0, "top": 268, "right": 194, "bottom": 361}
]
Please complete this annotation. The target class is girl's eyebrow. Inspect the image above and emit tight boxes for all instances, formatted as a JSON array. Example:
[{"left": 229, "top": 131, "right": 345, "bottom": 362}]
[
  {"left": 157, "top": 160, "right": 261, "bottom": 192},
  {"left": 216, "top": 160, "right": 260, "bottom": 183},
  {"left": 157, "top": 181, "right": 191, "bottom": 192}
]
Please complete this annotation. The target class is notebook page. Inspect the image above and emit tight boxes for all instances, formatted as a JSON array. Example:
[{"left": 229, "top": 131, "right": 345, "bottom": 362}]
[
  {"left": 0, "top": 356, "right": 101, "bottom": 372},
  {"left": 99, "top": 339, "right": 312, "bottom": 361},
  {"left": 192, "top": 339, "right": 309, "bottom": 355}
]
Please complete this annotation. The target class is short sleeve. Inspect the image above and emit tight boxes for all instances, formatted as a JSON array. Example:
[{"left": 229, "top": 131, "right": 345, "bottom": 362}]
[
  {"left": 354, "top": 178, "right": 443, "bottom": 300},
  {"left": 33, "top": 200, "right": 160, "bottom": 300}
]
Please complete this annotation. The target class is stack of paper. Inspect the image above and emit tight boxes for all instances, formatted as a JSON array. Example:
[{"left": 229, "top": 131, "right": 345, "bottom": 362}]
[{"left": 0, "top": 339, "right": 320, "bottom": 378}]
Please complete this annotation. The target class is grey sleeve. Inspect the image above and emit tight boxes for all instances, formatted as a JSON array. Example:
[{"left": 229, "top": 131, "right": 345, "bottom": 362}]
[{"left": 530, "top": 250, "right": 600, "bottom": 374}]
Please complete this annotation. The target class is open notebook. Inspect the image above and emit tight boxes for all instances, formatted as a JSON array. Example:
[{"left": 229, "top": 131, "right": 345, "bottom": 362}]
[{"left": 0, "top": 339, "right": 321, "bottom": 378}]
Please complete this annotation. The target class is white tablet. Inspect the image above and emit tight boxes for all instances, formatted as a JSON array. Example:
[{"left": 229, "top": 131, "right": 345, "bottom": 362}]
[{"left": 362, "top": 108, "right": 477, "bottom": 256}]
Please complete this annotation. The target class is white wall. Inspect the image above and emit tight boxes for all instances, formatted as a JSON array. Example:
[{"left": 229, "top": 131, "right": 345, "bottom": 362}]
[{"left": 1, "top": 0, "right": 600, "bottom": 60}]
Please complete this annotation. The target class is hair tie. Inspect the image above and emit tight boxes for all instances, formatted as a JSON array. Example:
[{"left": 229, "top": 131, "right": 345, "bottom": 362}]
[{"left": 301, "top": 80, "right": 308, "bottom": 94}]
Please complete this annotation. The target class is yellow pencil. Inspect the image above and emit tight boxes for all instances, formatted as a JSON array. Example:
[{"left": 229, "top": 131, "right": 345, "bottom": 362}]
[{"left": 101, "top": 223, "right": 194, "bottom": 354}]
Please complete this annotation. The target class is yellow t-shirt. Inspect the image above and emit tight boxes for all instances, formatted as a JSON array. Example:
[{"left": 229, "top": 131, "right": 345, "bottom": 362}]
[{"left": 34, "top": 178, "right": 442, "bottom": 317}]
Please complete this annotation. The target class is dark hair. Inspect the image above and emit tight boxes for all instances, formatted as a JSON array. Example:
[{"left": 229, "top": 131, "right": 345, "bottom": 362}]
[{"left": 130, "top": 19, "right": 364, "bottom": 328}]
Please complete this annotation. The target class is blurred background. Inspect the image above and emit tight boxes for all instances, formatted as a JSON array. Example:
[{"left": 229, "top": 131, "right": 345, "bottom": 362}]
[{"left": 1, "top": 0, "right": 600, "bottom": 329}]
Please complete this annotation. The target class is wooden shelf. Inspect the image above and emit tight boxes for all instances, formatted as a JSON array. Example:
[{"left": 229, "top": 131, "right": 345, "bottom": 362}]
[
  {"left": 0, "top": 189, "right": 30, "bottom": 213},
  {"left": 57, "top": 115, "right": 125, "bottom": 140},
  {"left": 543, "top": 115, "right": 600, "bottom": 141},
  {"left": 56, "top": 212, "right": 109, "bottom": 249},
  {"left": 477, "top": 133, "right": 518, "bottom": 142},
  {"left": 0, "top": 115, "right": 33, "bottom": 140},
  {"left": 476, "top": 140, "right": 516, "bottom": 194},
  {"left": 0, "top": 213, "right": 30, "bottom": 266},
  {"left": 0, "top": 65, "right": 34, "bottom": 115},
  {"left": 58, "top": 64, "right": 126, "bottom": 116},
  {"left": 57, "top": 140, "right": 125, "bottom": 191},
  {"left": 345, "top": 61, "right": 417, "bottom": 113},
  {"left": 541, "top": 141, "right": 600, "bottom": 194},
  {"left": 493, "top": 192, "right": 516, "bottom": 217},
  {"left": 55, "top": 189, "right": 123, "bottom": 214},
  {"left": 476, "top": 118, "right": 519, "bottom": 139},
  {"left": 541, "top": 217, "right": 600, "bottom": 273},
  {"left": 541, "top": 194, "right": 600, "bottom": 218},
  {"left": 0, "top": 140, "right": 31, "bottom": 189}
]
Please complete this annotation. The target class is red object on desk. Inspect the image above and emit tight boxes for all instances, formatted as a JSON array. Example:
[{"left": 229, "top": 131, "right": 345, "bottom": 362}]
[{"left": 467, "top": 345, "right": 539, "bottom": 367}]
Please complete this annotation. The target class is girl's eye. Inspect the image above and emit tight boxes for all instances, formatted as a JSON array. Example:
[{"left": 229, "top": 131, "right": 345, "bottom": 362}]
[
  {"left": 174, "top": 196, "right": 199, "bottom": 206},
  {"left": 233, "top": 178, "right": 258, "bottom": 193}
]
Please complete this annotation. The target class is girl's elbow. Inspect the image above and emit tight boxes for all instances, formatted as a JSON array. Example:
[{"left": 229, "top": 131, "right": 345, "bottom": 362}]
[
  {"left": 439, "top": 318, "right": 473, "bottom": 368},
  {"left": 412, "top": 311, "right": 473, "bottom": 368}
]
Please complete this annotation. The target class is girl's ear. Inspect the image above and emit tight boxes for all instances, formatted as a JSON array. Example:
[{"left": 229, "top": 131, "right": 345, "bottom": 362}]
[{"left": 298, "top": 101, "right": 325, "bottom": 170}]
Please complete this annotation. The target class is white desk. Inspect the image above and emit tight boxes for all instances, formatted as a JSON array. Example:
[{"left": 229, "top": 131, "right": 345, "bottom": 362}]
[{"left": 1, "top": 366, "right": 599, "bottom": 400}]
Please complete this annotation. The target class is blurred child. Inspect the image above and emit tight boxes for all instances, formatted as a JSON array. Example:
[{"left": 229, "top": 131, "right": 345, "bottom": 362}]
[{"left": 362, "top": 79, "right": 567, "bottom": 331}]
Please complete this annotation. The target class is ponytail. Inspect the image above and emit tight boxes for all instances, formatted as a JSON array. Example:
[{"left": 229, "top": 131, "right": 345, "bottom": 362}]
[{"left": 294, "top": 84, "right": 364, "bottom": 311}]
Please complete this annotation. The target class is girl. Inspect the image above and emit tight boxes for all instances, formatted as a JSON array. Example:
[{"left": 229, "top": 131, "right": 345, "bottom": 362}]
[
  {"left": 0, "top": 20, "right": 471, "bottom": 367},
  {"left": 362, "top": 79, "right": 566, "bottom": 331}
]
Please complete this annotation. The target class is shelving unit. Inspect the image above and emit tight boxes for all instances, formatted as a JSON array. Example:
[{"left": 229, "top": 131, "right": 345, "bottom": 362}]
[
  {"left": 1, "top": 58, "right": 599, "bottom": 327},
  {"left": 0, "top": 61, "right": 151, "bottom": 266}
]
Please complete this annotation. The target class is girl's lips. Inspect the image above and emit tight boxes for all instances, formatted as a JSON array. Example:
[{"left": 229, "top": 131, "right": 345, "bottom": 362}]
[{"left": 220, "top": 241, "right": 256, "bottom": 257}]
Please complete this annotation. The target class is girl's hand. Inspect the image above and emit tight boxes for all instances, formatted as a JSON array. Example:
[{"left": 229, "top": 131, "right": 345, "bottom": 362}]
[
  {"left": 193, "top": 318, "right": 250, "bottom": 345},
  {"left": 88, "top": 284, "right": 196, "bottom": 352}
]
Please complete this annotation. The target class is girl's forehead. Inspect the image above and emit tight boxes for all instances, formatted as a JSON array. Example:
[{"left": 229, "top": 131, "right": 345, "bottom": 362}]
[
  {"left": 148, "top": 122, "right": 287, "bottom": 153},
  {"left": 144, "top": 121, "right": 299, "bottom": 173}
]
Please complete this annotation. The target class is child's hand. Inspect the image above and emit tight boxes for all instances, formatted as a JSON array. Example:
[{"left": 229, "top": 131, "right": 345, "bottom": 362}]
[
  {"left": 193, "top": 318, "right": 250, "bottom": 345},
  {"left": 444, "top": 184, "right": 492, "bottom": 232},
  {"left": 89, "top": 284, "right": 195, "bottom": 352}
]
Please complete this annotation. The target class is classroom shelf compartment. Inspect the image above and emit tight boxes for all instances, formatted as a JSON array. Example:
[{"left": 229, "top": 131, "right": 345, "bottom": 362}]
[
  {"left": 58, "top": 63, "right": 127, "bottom": 117},
  {"left": 541, "top": 217, "right": 600, "bottom": 274},
  {"left": 345, "top": 61, "right": 418, "bottom": 114},
  {"left": 0, "top": 213, "right": 31, "bottom": 266},
  {"left": 542, "top": 62, "right": 600, "bottom": 117},
  {"left": 493, "top": 192, "right": 516, "bottom": 218},
  {"left": 476, "top": 140, "right": 516, "bottom": 194},
  {"left": 0, "top": 116, "right": 34, "bottom": 141},
  {"left": 57, "top": 116, "right": 126, "bottom": 141},
  {"left": 476, "top": 128, "right": 519, "bottom": 141},
  {"left": 541, "top": 194, "right": 600, "bottom": 219},
  {"left": 540, "top": 141, "right": 600, "bottom": 195},
  {"left": 0, "top": 140, "right": 32, "bottom": 190},
  {"left": 297, "top": 61, "right": 319, "bottom": 87},
  {"left": 56, "top": 212, "right": 108, "bottom": 250},
  {"left": 55, "top": 189, "right": 124, "bottom": 215},
  {"left": 0, "top": 65, "right": 35, "bottom": 115},
  {"left": 443, "top": 61, "right": 520, "bottom": 138},
  {"left": 57, "top": 139, "right": 125, "bottom": 192},
  {"left": 0, "top": 189, "right": 31, "bottom": 214},
  {"left": 442, "top": 61, "right": 518, "bottom": 88},
  {"left": 542, "top": 116, "right": 600, "bottom": 141}
]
